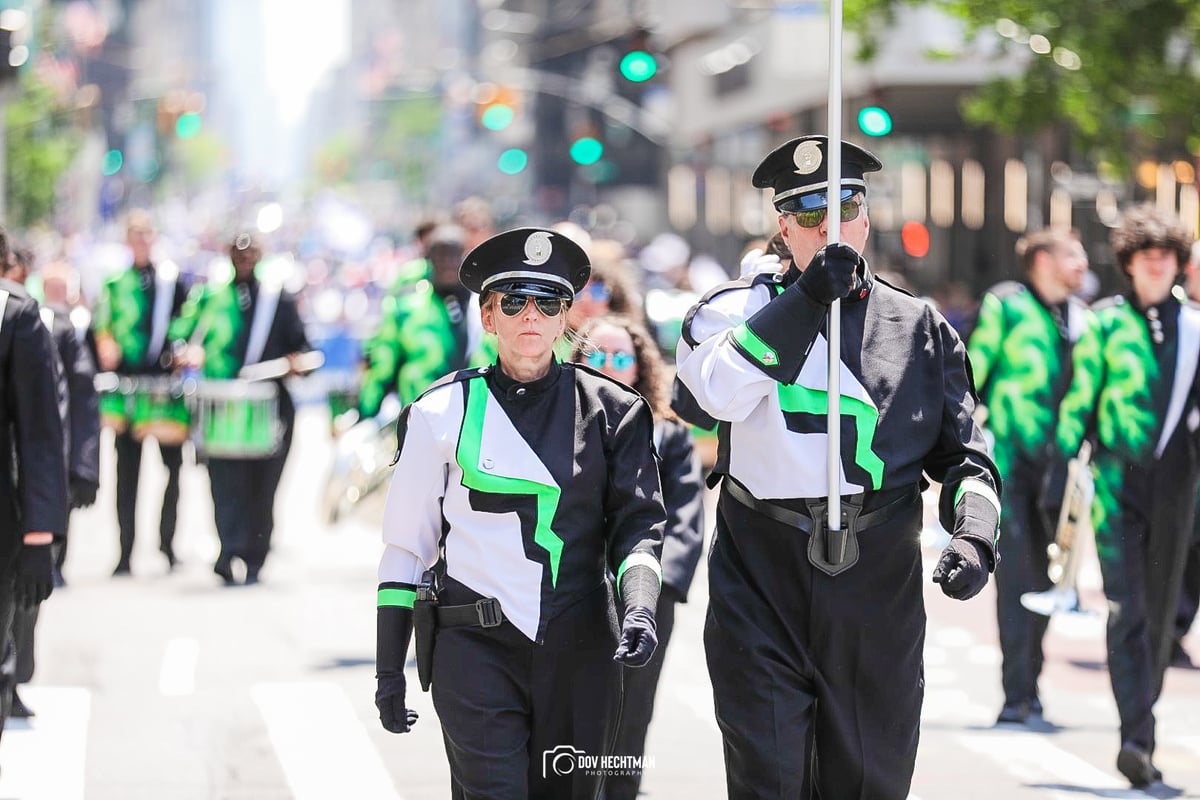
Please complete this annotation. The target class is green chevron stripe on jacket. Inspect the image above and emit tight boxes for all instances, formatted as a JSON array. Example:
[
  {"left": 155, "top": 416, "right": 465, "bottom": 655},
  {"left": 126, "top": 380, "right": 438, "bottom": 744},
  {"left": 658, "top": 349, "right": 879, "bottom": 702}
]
[
  {"left": 95, "top": 268, "right": 151, "bottom": 368},
  {"left": 968, "top": 284, "right": 1077, "bottom": 478},
  {"left": 168, "top": 282, "right": 245, "bottom": 380}
]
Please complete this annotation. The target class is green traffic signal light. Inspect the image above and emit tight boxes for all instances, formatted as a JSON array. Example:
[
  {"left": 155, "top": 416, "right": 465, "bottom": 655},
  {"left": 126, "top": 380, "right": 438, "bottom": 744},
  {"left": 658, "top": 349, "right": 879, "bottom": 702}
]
[
  {"left": 497, "top": 148, "right": 528, "bottom": 175},
  {"left": 619, "top": 50, "right": 658, "bottom": 82},
  {"left": 481, "top": 104, "right": 515, "bottom": 131},
  {"left": 569, "top": 137, "right": 604, "bottom": 165},
  {"left": 857, "top": 106, "right": 892, "bottom": 137},
  {"left": 102, "top": 149, "right": 123, "bottom": 176},
  {"left": 176, "top": 111, "right": 202, "bottom": 139}
]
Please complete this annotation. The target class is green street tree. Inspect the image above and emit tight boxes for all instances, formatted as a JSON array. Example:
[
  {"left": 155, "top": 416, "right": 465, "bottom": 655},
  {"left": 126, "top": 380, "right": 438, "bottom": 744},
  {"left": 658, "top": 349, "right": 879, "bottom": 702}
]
[
  {"left": 5, "top": 73, "right": 80, "bottom": 227},
  {"left": 845, "top": 0, "right": 1200, "bottom": 169}
]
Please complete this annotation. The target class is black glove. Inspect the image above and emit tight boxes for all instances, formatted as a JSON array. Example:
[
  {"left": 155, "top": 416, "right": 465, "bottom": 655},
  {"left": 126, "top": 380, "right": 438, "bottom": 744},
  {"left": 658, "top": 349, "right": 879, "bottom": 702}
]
[
  {"left": 932, "top": 537, "right": 990, "bottom": 600},
  {"left": 375, "top": 674, "right": 419, "bottom": 734},
  {"left": 797, "top": 243, "right": 864, "bottom": 304},
  {"left": 14, "top": 543, "right": 55, "bottom": 609},
  {"left": 613, "top": 606, "right": 658, "bottom": 668},
  {"left": 69, "top": 477, "right": 99, "bottom": 509}
]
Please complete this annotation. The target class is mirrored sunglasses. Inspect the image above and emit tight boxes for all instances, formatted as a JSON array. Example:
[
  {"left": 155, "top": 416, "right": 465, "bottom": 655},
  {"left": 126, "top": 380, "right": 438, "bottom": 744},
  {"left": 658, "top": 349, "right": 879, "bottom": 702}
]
[
  {"left": 498, "top": 293, "right": 565, "bottom": 317},
  {"left": 787, "top": 199, "right": 863, "bottom": 229},
  {"left": 586, "top": 350, "right": 636, "bottom": 371}
]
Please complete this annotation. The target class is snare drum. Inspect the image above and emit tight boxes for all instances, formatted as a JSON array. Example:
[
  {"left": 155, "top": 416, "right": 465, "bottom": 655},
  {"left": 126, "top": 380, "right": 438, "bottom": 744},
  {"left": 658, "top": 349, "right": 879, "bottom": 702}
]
[
  {"left": 131, "top": 376, "right": 191, "bottom": 446},
  {"left": 99, "top": 382, "right": 130, "bottom": 434},
  {"left": 192, "top": 380, "right": 283, "bottom": 460}
]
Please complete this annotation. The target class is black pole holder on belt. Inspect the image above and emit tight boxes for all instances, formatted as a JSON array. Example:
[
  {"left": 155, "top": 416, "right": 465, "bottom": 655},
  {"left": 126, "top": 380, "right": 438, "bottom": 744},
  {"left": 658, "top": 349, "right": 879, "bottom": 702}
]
[
  {"left": 413, "top": 569, "right": 440, "bottom": 692},
  {"left": 805, "top": 497, "right": 862, "bottom": 577}
]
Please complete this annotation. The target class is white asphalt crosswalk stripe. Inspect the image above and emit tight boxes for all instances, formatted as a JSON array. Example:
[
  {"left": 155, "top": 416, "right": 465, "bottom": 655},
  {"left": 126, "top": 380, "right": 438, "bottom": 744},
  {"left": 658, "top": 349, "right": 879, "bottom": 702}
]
[
  {"left": 158, "top": 636, "right": 200, "bottom": 697},
  {"left": 0, "top": 686, "right": 89, "bottom": 800},
  {"left": 253, "top": 681, "right": 403, "bottom": 800},
  {"left": 957, "top": 731, "right": 1146, "bottom": 799}
]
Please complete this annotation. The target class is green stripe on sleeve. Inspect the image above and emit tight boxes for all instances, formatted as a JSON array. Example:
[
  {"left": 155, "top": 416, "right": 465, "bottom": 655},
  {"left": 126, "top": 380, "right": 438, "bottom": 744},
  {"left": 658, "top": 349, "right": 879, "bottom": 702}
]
[
  {"left": 378, "top": 588, "right": 416, "bottom": 608},
  {"left": 730, "top": 323, "right": 779, "bottom": 367}
]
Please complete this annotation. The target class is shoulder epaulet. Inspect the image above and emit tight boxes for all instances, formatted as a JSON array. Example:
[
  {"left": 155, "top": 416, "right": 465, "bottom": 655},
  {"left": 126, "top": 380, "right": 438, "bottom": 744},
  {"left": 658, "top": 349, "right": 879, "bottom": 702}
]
[
  {"left": 873, "top": 274, "right": 918, "bottom": 299},
  {"left": 412, "top": 366, "right": 490, "bottom": 404},
  {"left": 698, "top": 274, "right": 767, "bottom": 304},
  {"left": 569, "top": 360, "right": 643, "bottom": 399},
  {"left": 984, "top": 280, "right": 1026, "bottom": 301}
]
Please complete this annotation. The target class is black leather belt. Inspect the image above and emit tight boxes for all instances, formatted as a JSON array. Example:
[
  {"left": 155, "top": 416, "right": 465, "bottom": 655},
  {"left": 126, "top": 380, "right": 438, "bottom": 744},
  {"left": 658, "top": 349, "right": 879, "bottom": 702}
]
[
  {"left": 722, "top": 478, "right": 920, "bottom": 533},
  {"left": 436, "top": 597, "right": 504, "bottom": 628}
]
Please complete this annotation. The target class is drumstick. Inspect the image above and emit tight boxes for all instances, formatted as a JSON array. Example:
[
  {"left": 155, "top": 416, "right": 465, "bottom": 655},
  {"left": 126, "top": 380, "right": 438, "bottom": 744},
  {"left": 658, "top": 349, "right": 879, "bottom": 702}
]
[{"left": 238, "top": 350, "right": 325, "bottom": 382}]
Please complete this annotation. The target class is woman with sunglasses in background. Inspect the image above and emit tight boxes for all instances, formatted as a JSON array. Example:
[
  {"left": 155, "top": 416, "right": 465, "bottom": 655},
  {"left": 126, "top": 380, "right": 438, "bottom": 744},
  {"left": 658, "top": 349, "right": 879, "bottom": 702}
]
[
  {"left": 374, "top": 228, "right": 666, "bottom": 799},
  {"left": 572, "top": 314, "right": 705, "bottom": 800}
]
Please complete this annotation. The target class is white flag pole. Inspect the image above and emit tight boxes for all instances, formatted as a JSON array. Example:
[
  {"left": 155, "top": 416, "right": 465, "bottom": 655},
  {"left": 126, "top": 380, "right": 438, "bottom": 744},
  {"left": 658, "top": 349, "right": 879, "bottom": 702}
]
[{"left": 826, "top": 0, "right": 844, "bottom": 540}]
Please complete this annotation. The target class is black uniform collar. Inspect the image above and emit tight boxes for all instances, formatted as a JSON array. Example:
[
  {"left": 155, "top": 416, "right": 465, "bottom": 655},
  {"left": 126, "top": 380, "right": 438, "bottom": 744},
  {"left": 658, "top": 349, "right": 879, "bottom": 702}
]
[
  {"left": 492, "top": 358, "right": 563, "bottom": 400},
  {"left": 1023, "top": 281, "right": 1070, "bottom": 339}
]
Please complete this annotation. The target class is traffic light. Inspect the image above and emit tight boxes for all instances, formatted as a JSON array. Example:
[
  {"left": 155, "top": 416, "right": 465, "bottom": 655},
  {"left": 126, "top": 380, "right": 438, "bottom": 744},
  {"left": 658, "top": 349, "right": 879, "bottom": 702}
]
[
  {"left": 497, "top": 148, "right": 528, "bottom": 175},
  {"left": 858, "top": 106, "right": 893, "bottom": 137},
  {"left": 175, "top": 111, "right": 202, "bottom": 139},
  {"left": 619, "top": 50, "right": 658, "bottom": 83},
  {"left": 900, "top": 221, "right": 930, "bottom": 258},
  {"left": 569, "top": 137, "right": 604, "bottom": 166},
  {"left": 102, "top": 149, "right": 124, "bottom": 176},
  {"left": 475, "top": 85, "right": 520, "bottom": 132}
]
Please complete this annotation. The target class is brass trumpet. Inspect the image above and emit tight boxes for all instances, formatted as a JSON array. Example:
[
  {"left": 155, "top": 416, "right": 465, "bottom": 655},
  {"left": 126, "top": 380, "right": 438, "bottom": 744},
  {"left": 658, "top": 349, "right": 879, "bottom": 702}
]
[{"left": 1021, "top": 440, "right": 1093, "bottom": 616}]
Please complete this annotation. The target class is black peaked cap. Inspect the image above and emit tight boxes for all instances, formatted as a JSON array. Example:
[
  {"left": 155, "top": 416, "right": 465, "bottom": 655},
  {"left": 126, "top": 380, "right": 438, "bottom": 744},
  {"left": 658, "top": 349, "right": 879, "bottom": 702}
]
[
  {"left": 752, "top": 135, "right": 882, "bottom": 213},
  {"left": 460, "top": 227, "right": 591, "bottom": 300}
]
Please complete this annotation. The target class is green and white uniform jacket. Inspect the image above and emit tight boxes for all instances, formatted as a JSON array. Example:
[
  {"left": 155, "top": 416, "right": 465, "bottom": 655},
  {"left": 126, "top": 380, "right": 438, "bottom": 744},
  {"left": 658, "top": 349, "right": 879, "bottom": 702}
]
[{"left": 378, "top": 362, "right": 665, "bottom": 643}]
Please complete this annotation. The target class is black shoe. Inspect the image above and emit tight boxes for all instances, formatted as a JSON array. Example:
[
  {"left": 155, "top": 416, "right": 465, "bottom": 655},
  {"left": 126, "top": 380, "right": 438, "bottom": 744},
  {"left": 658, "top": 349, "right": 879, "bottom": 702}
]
[
  {"left": 1116, "top": 744, "right": 1158, "bottom": 788},
  {"left": 10, "top": 688, "right": 33, "bottom": 719},
  {"left": 1029, "top": 696, "right": 1043, "bottom": 718},
  {"left": 112, "top": 560, "right": 131, "bottom": 577},
  {"left": 244, "top": 568, "right": 260, "bottom": 586},
  {"left": 161, "top": 547, "right": 178, "bottom": 571},
  {"left": 1170, "top": 640, "right": 1195, "bottom": 669},
  {"left": 996, "top": 702, "right": 1029, "bottom": 725},
  {"left": 214, "top": 559, "right": 237, "bottom": 586}
]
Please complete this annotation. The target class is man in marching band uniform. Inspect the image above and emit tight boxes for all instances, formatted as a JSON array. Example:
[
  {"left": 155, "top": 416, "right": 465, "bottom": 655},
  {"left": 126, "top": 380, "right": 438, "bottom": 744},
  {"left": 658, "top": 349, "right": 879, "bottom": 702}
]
[
  {"left": 673, "top": 135, "right": 1000, "bottom": 799},
  {"left": 170, "top": 233, "right": 312, "bottom": 586},
  {"left": 93, "top": 210, "right": 188, "bottom": 575},
  {"left": 967, "top": 228, "right": 1092, "bottom": 725},
  {"left": 1056, "top": 205, "right": 1200, "bottom": 788}
]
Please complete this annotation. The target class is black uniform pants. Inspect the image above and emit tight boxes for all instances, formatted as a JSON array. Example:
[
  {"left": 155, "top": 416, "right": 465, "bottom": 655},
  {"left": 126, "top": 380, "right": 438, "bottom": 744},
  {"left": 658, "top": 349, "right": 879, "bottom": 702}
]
[
  {"left": 0, "top": 572, "right": 17, "bottom": 744},
  {"left": 607, "top": 586, "right": 679, "bottom": 800},
  {"left": 114, "top": 429, "right": 182, "bottom": 563},
  {"left": 706, "top": 487, "right": 924, "bottom": 800},
  {"left": 207, "top": 447, "right": 289, "bottom": 575},
  {"left": 431, "top": 580, "right": 621, "bottom": 800},
  {"left": 994, "top": 457, "right": 1054, "bottom": 709},
  {"left": 1096, "top": 444, "right": 1199, "bottom": 754}
]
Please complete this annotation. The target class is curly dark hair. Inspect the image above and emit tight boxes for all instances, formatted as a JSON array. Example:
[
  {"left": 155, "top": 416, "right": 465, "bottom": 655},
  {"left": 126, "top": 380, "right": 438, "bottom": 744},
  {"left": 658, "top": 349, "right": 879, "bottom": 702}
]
[
  {"left": 571, "top": 314, "right": 674, "bottom": 421},
  {"left": 1111, "top": 204, "right": 1191, "bottom": 273}
]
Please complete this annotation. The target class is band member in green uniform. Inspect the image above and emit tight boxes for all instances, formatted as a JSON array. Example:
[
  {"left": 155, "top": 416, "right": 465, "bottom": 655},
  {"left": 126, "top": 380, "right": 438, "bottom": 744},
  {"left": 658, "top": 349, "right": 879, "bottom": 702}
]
[
  {"left": 375, "top": 228, "right": 665, "bottom": 799},
  {"left": 673, "top": 136, "right": 1000, "bottom": 799},
  {"left": 359, "top": 224, "right": 485, "bottom": 418},
  {"left": 968, "top": 228, "right": 1091, "bottom": 725},
  {"left": 1057, "top": 205, "right": 1200, "bottom": 788},
  {"left": 93, "top": 210, "right": 187, "bottom": 574},
  {"left": 0, "top": 225, "right": 68, "bottom": 745},
  {"left": 170, "top": 233, "right": 312, "bottom": 585}
]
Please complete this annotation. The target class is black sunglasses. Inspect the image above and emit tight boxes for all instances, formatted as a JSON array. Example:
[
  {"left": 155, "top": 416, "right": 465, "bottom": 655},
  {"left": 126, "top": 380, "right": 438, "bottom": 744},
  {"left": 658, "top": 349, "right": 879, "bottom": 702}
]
[
  {"left": 498, "top": 293, "right": 565, "bottom": 317},
  {"left": 785, "top": 198, "right": 863, "bottom": 229}
]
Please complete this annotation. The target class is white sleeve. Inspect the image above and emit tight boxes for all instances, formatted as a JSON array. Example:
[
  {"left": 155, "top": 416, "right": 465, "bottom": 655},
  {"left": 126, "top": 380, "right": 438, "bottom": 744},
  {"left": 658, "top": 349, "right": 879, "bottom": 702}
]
[
  {"left": 379, "top": 404, "right": 447, "bottom": 584},
  {"left": 675, "top": 292, "right": 779, "bottom": 423}
]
